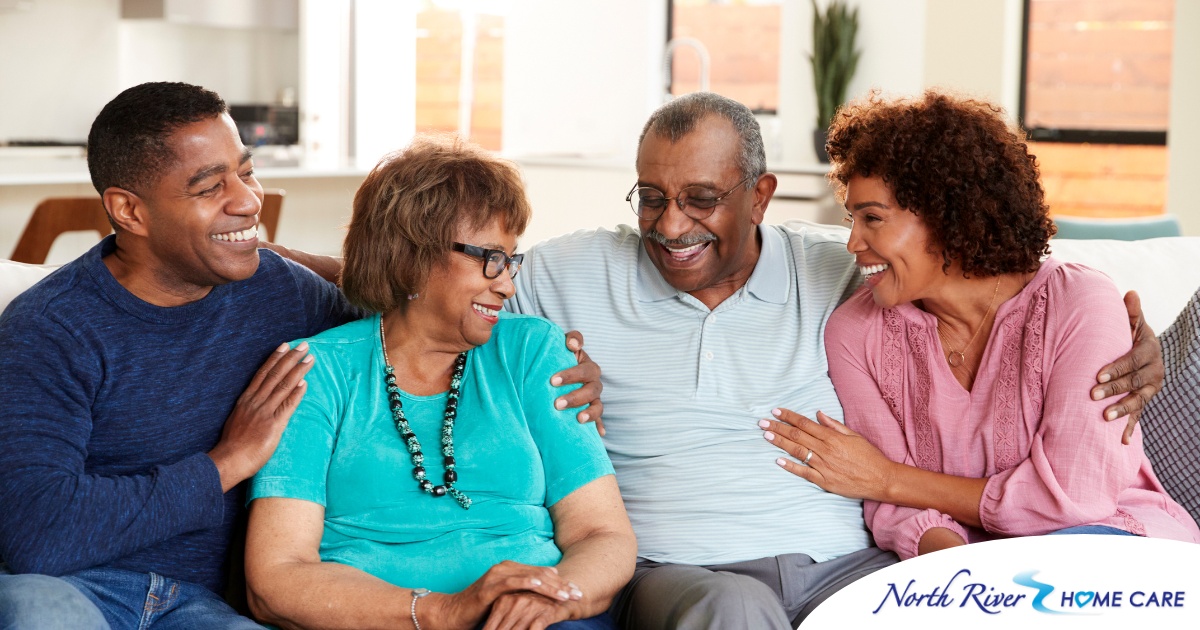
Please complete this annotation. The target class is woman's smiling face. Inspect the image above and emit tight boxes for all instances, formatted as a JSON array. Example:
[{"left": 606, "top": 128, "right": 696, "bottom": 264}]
[
  {"left": 418, "top": 217, "right": 519, "bottom": 350},
  {"left": 844, "top": 175, "right": 948, "bottom": 308}
]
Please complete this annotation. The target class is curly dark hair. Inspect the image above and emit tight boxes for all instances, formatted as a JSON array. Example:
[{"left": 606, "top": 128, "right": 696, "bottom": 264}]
[{"left": 826, "top": 90, "right": 1055, "bottom": 277}]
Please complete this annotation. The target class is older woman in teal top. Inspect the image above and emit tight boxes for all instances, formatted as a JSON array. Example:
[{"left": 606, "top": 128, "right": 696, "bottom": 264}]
[{"left": 245, "top": 137, "right": 635, "bottom": 630}]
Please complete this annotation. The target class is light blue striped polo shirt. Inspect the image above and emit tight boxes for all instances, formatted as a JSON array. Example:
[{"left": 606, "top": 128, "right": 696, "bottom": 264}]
[{"left": 508, "top": 223, "right": 871, "bottom": 565}]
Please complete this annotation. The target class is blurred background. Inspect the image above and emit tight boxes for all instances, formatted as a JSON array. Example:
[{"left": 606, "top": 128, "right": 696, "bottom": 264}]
[{"left": 1, "top": 0, "right": 1196, "bottom": 262}]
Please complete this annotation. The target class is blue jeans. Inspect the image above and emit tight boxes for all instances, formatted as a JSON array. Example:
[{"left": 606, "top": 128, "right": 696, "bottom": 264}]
[
  {"left": 0, "top": 565, "right": 260, "bottom": 630},
  {"left": 1048, "top": 525, "right": 1135, "bottom": 536}
]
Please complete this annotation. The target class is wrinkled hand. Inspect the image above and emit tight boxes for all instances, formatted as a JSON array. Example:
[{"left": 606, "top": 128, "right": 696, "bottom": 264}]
[
  {"left": 431, "top": 561, "right": 582, "bottom": 630},
  {"left": 551, "top": 330, "right": 606, "bottom": 436},
  {"left": 1091, "top": 291, "right": 1164, "bottom": 444},
  {"left": 208, "top": 342, "right": 315, "bottom": 492},
  {"left": 482, "top": 592, "right": 576, "bottom": 630},
  {"left": 760, "top": 408, "right": 896, "bottom": 502}
]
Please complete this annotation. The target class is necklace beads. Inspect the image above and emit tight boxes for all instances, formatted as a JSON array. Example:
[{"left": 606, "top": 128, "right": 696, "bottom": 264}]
[{"left": 381, "top": 319, "right": 472, "bottom": 510}]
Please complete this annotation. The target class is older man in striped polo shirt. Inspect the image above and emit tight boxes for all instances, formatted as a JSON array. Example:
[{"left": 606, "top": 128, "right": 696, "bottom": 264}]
[{"left": 506, "top": 92, "right": 1162, "bottom": 630}]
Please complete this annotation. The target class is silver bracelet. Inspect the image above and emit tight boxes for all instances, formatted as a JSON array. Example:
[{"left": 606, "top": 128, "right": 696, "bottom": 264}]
[{"left": 410, "top": 588, "right": 431, "bottom": 630}]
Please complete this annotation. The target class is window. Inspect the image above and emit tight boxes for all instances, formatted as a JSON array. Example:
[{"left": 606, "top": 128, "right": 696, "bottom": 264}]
[
  {"left": 668, "top": 0, "right": 781, "bottom": 112},
  {"left": 1020, "top": 0, "right": 1174, "bottom": 218},
  {"left": 415, "top": 1, "right": 505, "bottom": 150}
]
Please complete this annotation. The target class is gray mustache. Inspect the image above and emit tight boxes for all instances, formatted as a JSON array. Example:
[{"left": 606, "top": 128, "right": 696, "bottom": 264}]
[{"left": 646, "top": 230, "right": 717, "bottom": 247}]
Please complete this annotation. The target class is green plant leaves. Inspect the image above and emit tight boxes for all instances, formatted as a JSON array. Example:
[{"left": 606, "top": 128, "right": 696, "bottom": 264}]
[{"left": 809, "top": 0, "right": 861, "bottom": 129}]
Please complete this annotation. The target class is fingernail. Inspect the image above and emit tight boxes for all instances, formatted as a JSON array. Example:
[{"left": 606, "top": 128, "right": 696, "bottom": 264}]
[
  {"left": 1098, "top": 373, "right": 1111, "bottom": 383},
  {"left": 570, "top": 588, "right": 583, "bottom": 599},
  {"left": 531, "top": 578, "right": 542, "bottom": 586},
  {"left": 557, "top": 590, "right": 570, "bottom": 600},
  {"left": 551, "top": 376, "right": 563, "bottom": 386},
  {"left": 295, "top": 341, "right": 309, "bottom": 351},
  {"left": 763, "top": 431, "right": 776, "bottom": 441},
  {"left": 758, "top": 419, "right": 770, "bottom": 428},
  {"left": 580, "top": 413, "right": 590, "bottom": 422},
  {"left": 302, "top": 355, "right": 314, "bottom": 363},
  {"left": 298, "top": 380, "right": 307, "bottom": 388},
  {"left": 555, "top": 399, "right": 567, "bottom": 410},
  {"left": 776, "top": 458, "right": 787, "bottom": 467},
  {"left": 1105, "top": 409, "right": 1118, "bottom": 421},
  {"left": 1091, "top": 389, "right": 1104, "bottom": 400},
  {"left": 771, "top": 408, "right": 782, "bottom": 417},
  {"left": 276, "top": 343, "right": 289, "bottom": 352}
]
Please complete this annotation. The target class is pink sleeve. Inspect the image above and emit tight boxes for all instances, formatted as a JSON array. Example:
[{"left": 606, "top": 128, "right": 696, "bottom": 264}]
[
  {"left": 979, "top": 266, "right": 1143, "bottom": 535},
  {"left": 825, "top": 296, "right": 971, "bottom": 560}
]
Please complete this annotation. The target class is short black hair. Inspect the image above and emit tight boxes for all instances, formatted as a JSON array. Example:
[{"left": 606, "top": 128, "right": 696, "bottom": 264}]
[{"left": 87, "top": 82, "right": 227, "bottom": 199}]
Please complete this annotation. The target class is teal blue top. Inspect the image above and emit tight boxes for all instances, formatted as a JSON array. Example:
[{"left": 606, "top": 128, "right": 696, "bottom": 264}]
[{"left": 249, "top": 312, "right": 614, "bottom": 593}]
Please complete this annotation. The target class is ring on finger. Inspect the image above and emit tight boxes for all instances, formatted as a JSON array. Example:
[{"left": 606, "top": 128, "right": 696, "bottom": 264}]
[{"left": 803, "top": 449, "right": 814, "bottom": 465}]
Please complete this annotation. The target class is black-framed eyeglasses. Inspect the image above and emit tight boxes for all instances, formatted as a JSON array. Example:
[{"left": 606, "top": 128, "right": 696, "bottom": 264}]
[
  {"left": 625, "top": 175, "right": 754, "bottom": 221},
  {"left": 451, "top": 242, "right": 524, "bottom": 279}
]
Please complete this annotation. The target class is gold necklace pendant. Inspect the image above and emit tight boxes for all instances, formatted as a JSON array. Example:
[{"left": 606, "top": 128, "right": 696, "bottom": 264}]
[
  {"left": 947, "top": 350, "right": 967, "bottom": 367},
  {"left": 937, "top": 276, "right": 1003, "bottom": 368}
]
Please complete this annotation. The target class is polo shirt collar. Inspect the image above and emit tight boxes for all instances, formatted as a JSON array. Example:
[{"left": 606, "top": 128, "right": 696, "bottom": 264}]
[{"left": 635, "top": 225, "right": 789, "bottom": 304}]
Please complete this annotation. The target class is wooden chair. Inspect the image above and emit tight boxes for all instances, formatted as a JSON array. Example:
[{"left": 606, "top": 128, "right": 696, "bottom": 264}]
[
  {"left": 9, "top": 189, "right": 286, "bottom": 264},
  {"left": 10, "top": 197, "right": 111, "bottom": 264}
]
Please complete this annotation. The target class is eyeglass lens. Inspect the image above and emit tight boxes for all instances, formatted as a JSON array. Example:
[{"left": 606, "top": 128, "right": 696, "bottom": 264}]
[{"left": 484, "top": 251, "right": 521, "bottom": 279}]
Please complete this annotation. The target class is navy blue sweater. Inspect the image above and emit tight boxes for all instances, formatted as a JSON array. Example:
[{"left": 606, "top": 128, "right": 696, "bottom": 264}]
[{"left": 0, "top": 237, "right": 359, "bottom": 592}]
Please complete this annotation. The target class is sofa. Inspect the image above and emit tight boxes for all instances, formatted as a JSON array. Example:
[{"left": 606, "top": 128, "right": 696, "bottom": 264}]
[
  {"left": 6, "top": 230, "right": 1200, "bottom": 330},
  {"left": 3, "top": 230, "right": 1199, "bottom": 522}
]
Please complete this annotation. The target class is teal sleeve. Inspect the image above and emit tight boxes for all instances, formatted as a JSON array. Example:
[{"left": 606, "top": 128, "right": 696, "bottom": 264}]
[
  {"left": 514, "top": 317, "right": 614, "bottom": 507},
  {"left": 247, "top": 340, "right": 340, "bottom": 507}
]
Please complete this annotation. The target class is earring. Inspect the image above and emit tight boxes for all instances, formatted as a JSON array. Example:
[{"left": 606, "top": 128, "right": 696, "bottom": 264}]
[{"left": 407, "top": 293, "right": 419, "bottom": 300}]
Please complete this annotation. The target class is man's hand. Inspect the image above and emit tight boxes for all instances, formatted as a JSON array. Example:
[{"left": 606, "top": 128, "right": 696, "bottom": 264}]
[
  {"left": 551, "top": 330, "right": 606, "bottom": 435},
  {"left": 208, "top": 342, "right": 314, "bottom": 492},
  {"left": 1092, "top": 291, "right": 1165, "bottom": 444}
]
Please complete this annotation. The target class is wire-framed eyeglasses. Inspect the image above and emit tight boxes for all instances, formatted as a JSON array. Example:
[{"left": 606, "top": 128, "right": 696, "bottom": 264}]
[
  {"left": 451, "top": 242, "right": 524, "bottom": 279},
  {"left": 625, "top": 175, "right": 754, "bottom": 221}
]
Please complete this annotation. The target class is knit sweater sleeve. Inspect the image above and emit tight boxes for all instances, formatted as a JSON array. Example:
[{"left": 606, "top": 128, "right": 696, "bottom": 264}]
[{"left": 0, "top": 312, "right": 224, "bottom": 576}]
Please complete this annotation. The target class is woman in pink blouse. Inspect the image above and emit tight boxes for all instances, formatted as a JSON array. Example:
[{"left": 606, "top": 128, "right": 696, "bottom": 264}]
[{"left": 764, "top": 91, "right": 1199, "bottom": 559}]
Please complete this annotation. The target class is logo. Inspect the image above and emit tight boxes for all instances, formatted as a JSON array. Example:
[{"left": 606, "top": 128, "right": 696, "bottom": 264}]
[
  {"left": 872, "top": 568, "right": 1187, "bottom": 615},
  {"left": 801, "top": 536, "right": 1200, "bottom": 628}
]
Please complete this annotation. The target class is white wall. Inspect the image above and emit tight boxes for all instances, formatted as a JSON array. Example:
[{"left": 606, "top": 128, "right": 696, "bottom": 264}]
[
  {"left": 502, "top": 0, "right": 666, "bottom": 164},
  {"left": 1167, "top": 0, "right": 1200, "bottom": 235},
  {"left": 0, "top": 0, "right": 298, "bottom": 143},
  {"left": 0, "top": 0, "right": 120, "bottom": 142}
]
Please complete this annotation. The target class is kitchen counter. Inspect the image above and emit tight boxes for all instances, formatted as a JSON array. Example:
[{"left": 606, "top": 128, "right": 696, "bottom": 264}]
[{"left": 0, "top": 147, "right": 371, "bottom": 186}]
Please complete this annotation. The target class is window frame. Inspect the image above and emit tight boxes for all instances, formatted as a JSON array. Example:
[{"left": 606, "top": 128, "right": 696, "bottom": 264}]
[
  {"left": 1017, "top": 0, "right": 1168, "bottom": 145},
  {"left": 666, "top": 0, "right": 779, "bottom": 115}
]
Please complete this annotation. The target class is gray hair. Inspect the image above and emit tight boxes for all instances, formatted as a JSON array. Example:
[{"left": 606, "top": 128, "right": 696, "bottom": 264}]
[{"left": 636, "top": 92, "right": 766, "bottom": 187}]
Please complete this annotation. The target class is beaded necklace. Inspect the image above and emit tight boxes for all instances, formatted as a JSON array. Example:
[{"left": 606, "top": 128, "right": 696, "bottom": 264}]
[{"left": 380, "top": 317, "right": 472, "bottom": 510}]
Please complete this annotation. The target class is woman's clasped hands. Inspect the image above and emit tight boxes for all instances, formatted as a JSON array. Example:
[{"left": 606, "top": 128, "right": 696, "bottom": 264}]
[{"left": 426, "top": 561, "right": 586, "bottom": 630}]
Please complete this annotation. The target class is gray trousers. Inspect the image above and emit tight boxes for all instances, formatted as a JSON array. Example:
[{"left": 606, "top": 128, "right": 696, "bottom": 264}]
[{"left": 611, "top": 546, "right": 897, "bottom": 630}]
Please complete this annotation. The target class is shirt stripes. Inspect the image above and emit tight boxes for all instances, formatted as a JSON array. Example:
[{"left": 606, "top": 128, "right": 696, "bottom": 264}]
[{"left": 508, "top": 224, "right": 871, "bottom": 564}]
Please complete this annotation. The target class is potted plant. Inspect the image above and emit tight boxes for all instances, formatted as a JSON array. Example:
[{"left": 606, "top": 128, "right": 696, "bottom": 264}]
[{"left": 809, "top": 0, "right": 860, "bottom": 162}]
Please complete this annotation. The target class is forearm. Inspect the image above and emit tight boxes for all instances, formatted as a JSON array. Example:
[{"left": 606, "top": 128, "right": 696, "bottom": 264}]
[
  {"left": 917, "top": 527, "right": 967, "bottom": 555},
  {"left": 0, "top": 452, "right": 224, "bottom": 575},
  {"left": 248, "top": 561, "right": 417, "bottom": 630},
  {"left": 882, "top": 462, "right": 987, "bottom": 529},
  {"left": 261, "top": 242, "right": 343, "bottom": 284},
  {"left": 554, "top": 530, "right": 637, "bottom": 618}
]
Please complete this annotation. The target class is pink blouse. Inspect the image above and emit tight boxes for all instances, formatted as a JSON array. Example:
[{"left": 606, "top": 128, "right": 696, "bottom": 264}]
[{"left": 825, "top": 258, "right": 1200, "bottom": 560}]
